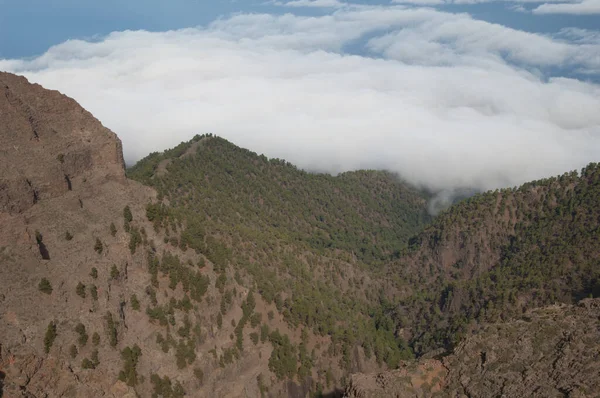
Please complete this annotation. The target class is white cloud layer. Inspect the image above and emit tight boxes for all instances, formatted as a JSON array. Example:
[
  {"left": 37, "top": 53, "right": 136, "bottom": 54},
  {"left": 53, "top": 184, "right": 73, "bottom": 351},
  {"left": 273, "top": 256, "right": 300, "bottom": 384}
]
[
  {"left": 533, "top": 0, "right": 600, "bottom": 14},
  {"left": 272, "top": 0, "right": 346, "bottom": 7},
  {"left": 392, "top": 0, "right": 578, "bottom": 5},
  {"left": 1, "top": 6, "right": 600, "bottom": 193}
]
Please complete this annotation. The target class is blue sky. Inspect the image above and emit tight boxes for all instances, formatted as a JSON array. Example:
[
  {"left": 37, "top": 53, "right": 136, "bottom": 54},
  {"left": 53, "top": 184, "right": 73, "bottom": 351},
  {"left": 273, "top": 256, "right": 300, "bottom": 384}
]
[
  {"left": 1, "top": 0, "right": 599, "bottom": 193},
  {"left": 2, "top": 0, "right": 598, "bottom": 59}
]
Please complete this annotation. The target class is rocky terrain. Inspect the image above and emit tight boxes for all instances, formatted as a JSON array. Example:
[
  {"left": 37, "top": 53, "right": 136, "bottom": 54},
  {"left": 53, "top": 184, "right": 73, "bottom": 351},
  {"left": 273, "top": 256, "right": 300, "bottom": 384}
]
[
  {"left": 346, "top": 298, "right": 600, "bottom": 397},
  {"left": 1, "top": 71, "right": 599, "bottom": 398}
]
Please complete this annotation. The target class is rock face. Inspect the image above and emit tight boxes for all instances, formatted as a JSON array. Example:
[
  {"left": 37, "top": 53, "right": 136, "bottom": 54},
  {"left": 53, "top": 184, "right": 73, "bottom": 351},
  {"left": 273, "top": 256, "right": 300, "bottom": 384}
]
[
  {"left": 0, "top": 72, "right": 150, "bottom": 398},
  {"left": 0, "top": 72, "right": 125, "bottom": 214},
  {"left": 345, "top": 299, "right": 600, "bottom": 398},
  {"left": 345, "top": 360, "right": 447, "bottom": 398}
]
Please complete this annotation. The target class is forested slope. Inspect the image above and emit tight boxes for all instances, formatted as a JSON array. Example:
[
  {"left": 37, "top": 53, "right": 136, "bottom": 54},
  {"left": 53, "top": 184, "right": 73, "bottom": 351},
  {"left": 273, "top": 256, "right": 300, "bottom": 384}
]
[
  {"left": 128, "top": 134, "right": 433, "bottom": 373},
  {"left": 388, "top": 163, "right": 600, "bottom": 354}
]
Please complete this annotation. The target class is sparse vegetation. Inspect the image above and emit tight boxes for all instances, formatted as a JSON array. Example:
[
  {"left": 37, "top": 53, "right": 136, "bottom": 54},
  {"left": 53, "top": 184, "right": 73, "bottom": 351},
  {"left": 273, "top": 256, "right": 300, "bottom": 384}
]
[
  {"left": 93, "top": 238, "right": 103, "bottom": 254},
  {"left": 150, "top": 374, "right": 185, "bottom": 398},
  {"left": 69, "top": 344, "right": 78, "bottom": 358},
  {"left": 106, "top": 311, "right": 118, "bottom": 347},
  {"left": 75, "top": 323, "right": 88, "bottom": 346},
  {"left": 44, "top": 322, "right": 57, "bottom": 353},
  {"left": 38, "top": 278, "right": 52, "bottom": 294},
  {"left": 110, "top": 264, "right": 120, "bottom": 280},
  {"left": 90, "top": 284, "right": 98, "bottom": 301},
  {"left": 76, "top": 282, "right": 86, "bottom": 298},
  {"left": 119, "top": 345, "right": 142, "bottom": 386},
  {"left": 123, "top": 206, "right": 133, "bottom": 232},
  {"left": 131, "top": 294, "right": 140, "bottom": 311}
]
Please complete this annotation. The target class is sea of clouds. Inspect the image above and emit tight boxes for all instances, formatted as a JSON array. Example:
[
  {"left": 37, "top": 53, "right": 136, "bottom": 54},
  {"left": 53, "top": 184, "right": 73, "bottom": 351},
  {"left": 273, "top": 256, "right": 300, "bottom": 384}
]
[{"left": 1, "top": 2, "right": 599, "bottom": 195}]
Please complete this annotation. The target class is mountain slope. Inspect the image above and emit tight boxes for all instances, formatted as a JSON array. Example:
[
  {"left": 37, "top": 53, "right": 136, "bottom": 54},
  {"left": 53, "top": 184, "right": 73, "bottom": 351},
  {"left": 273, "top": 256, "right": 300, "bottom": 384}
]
[
  {"left": 386, "top": 164, "right": 600, "bottom": 354},
  {"left": 127, "top": 134, "right": 434, "bottom": 373},
  {"left": 345, "top": 298, "right": 600, "bottom": 397},
  {"left": 2, "top": 72, "right": 600, "bottom": 398},
  {"left": 0, "top": 73, "right": 431, "bottom": 398},
  {"left": 128, "top": 134, "right": 432, "bottom": 266}
]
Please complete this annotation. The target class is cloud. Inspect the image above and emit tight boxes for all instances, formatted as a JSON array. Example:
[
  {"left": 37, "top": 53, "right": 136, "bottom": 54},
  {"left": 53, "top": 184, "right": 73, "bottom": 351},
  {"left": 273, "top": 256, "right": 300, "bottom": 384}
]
[
  {"left": 533, "top": 0, "right": 600, "bottom": 14},
  {"left": 270, "top": 0, "right": 346, "bottom": 7},
  {"left": 391, "top": 0, "right": 578, "bottom": 5},
  {"left": 1, "top": 6, "right": 599, "bottom": 194}
]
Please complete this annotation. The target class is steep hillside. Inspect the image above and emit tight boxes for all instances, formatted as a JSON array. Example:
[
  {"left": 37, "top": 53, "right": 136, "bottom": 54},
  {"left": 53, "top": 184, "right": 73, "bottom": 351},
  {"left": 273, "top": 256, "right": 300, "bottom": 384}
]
[
  {"left": 387, "top": 164, "right": 600, "bottom": 354},
  {"left": 0, "top": 72, "right": 431, "bottom": 398},
  {"left": 127, "top": 134, "right": 433, "bottom": 372},
  {"left": 128, "top": 134, "right": 431, "bottom": 266},
  {"left": 345, "top": 298, "right": 600, "bottom": 397}
]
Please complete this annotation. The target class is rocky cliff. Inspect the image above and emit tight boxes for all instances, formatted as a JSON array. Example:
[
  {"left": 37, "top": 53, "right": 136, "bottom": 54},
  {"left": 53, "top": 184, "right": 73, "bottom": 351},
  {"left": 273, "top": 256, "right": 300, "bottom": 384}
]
[{"left": 345, "top": 298, "right": 600, "bottom": 397}]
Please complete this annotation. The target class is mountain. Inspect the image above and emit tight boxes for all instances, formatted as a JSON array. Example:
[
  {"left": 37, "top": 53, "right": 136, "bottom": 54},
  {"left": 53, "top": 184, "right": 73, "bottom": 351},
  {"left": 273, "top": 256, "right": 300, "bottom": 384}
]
[
  {"left": 383, "top": 164, "right": 600, "bottom": 355},
  {"left": 0, "top": 72, "right": 431, "bottom": 398},
  {"left": 1, "top": 71, "right": 599, "bottom": 398}
]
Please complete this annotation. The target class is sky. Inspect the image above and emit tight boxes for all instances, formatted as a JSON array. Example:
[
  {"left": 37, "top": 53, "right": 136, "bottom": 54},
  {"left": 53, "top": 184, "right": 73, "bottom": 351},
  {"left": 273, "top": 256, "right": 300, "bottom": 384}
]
[{"left": 1, "top": 0, "right": 599, "bottom": 195}]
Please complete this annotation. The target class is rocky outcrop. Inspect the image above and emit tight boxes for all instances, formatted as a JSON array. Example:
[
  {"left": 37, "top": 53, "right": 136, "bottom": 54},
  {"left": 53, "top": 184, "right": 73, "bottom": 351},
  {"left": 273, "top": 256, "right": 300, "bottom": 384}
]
[
  {"left": 345, "top": 359, "right": 446, "bottom": 398},
  {"left": 345, "top": 299, "right": 600, "bottom": 398},
  {"left": 0, "top": 72, "right": 125, "bottom": 214}
]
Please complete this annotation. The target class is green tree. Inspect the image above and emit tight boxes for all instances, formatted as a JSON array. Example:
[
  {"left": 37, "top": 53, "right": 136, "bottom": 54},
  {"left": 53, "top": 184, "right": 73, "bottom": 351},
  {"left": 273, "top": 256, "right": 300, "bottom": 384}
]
[
  {"left": 76, "top": 282, "right": 86, "bottom": 298},
  {"left": 119, "top": 345, "right": 142, "bottom": 386},
  {"left": 94, "top": 238, "right": 103, "bottom": 254},
  {"left": 38, "top": 278, "right": 52, "bottom": 294},
  {"left": 111, "top": 265, "right": 120, "bottom": 280},
  {"left": 130, "top": 294, "right": 140, "bottom": 311},
  {"left": 44, "top": 322, "right": 57, "bottom": 353},
  {"left": 90, "top": 284, "right": 98, "bottom": 301},
  {"left": 69, "top": 344, "right": 78, "bottom": 358}
]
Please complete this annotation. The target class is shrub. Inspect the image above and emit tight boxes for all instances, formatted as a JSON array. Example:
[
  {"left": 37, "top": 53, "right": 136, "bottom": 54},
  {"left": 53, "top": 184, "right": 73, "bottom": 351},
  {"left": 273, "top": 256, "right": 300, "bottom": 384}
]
[
  {"left": 65, "top": 231, "right": 73, "bottom": 241},
  {"left": 38, "top": 278, "right": 52, "bottom": 294},
  {"left": 44, "top": 322, "right": 57, "bottom": 353},
  {"left": 106, "top": 311, "right": 118, "bottom": 347},
  {"left": 123, "top": 206, "right": 133, "bottom": 224},
  {"left": 92, "top": 332, "right": 100, "bottom": 346},
  {"left": 91, "top": 349, "right": 100, "bottom": 367},
  {"left": 111, "top": 265, "right": 120, "bottom": 280},
  {"left": 119, "top": 345, "right": 142, "bottom": 386},
  {"left": 90, "top": 267, "right": 98, "bottom": 279},
  {"left": 110, "top": 222, "right": 117, "bottom": 237},
  {"left": 194, "top": 367, "right": 204, "bottom": 384},
  {"left": 90, "top": 285, "right": 98, "bottom": 301},
  {"left": 130, "top": 294, "right": 140, "bottom": 311},
  {"left": 94, "top": 238, "right": 103, "bottom": 254},
  {"left": 75, "top": 323, "right": 88, "bottom": 346},
  {"left": 76, "top": 282, "right": 86, "bottom": 298},
  {"left": 81, "top": 358, "right": 95, "bottom": 369},
  {"left": 69, "top": 344, "right": 78, "bottom": 358},
  {"left": 129, "top": 227, "right": 142, "bottom": 254}
]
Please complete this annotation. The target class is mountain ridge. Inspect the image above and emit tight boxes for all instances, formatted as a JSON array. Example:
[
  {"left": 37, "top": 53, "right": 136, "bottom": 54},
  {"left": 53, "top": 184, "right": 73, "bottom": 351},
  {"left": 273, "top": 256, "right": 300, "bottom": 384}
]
[{"left": 1, "top": 72, "right": 599, "bottom": 398}]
